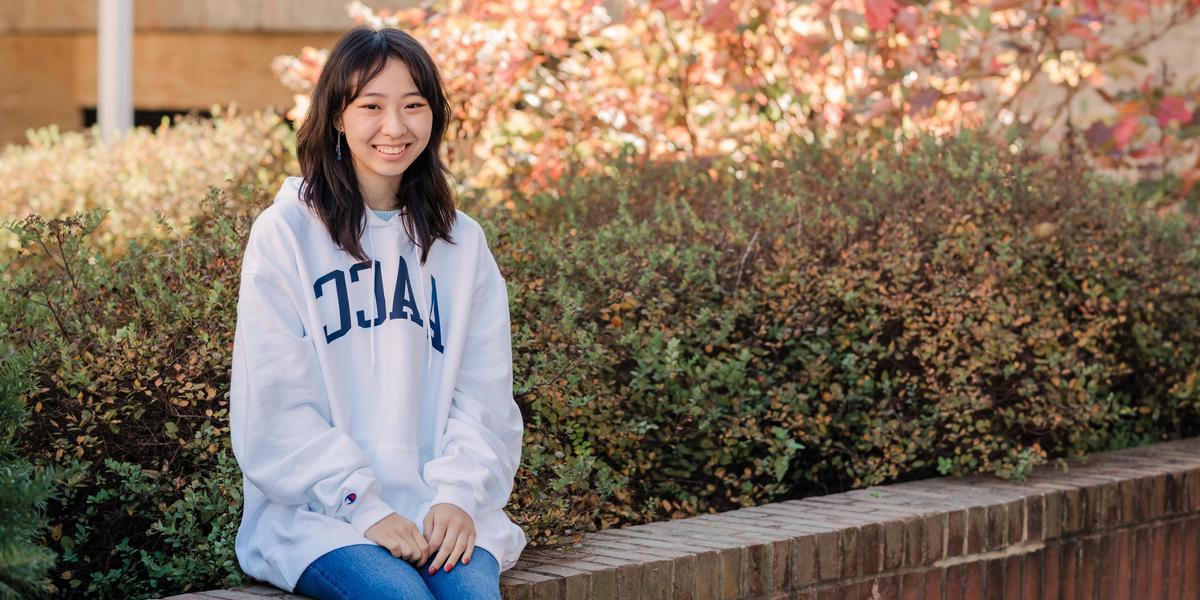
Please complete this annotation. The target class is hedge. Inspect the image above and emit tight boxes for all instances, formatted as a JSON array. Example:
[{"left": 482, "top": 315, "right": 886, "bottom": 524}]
[{"left": 3, "top": 131, "right": 1199, "bottom": 597}]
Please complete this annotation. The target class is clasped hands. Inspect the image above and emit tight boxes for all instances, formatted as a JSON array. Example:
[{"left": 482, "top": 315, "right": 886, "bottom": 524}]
[{"left": 363, "top": 502, "right": 476, "bottom": 575}]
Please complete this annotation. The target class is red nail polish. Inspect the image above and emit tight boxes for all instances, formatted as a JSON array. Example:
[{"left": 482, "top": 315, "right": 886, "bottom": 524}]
[
  {"left": 464, "top": 557, "right": 470, "bottom": 564},
  {"left": 445, "top": 564, "right": 452, "bottom": 572}
]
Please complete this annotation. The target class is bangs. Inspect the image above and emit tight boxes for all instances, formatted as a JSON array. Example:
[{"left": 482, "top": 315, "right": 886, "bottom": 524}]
[{"left": 343, "top": 42, "right": 391, "bottom": 103}]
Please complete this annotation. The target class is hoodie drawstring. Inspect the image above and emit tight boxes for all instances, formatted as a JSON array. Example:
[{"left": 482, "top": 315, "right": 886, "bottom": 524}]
[
  {"left": 410, "top": 240, "right": 433, "bottom": 377},
  {"left": 367, "top": 225, "right": 378, "bottom": 374},
  {"left": 367, "top": 211, "right": 433, "bottom": 378}
]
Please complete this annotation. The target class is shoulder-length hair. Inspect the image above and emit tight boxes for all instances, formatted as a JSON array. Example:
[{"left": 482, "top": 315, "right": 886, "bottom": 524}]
[{"left": 296, "top": 26, "right": 455, "bottom": 264}]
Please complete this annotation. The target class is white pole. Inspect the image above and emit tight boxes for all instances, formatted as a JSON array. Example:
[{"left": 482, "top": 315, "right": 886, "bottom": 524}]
[{"left": 98, "top": 0, "right": 133, "bottom": 142}]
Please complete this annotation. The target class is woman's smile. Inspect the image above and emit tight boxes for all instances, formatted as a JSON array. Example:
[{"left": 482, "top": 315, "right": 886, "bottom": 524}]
[{"left": 373, "top": 143, "right": 410, "bottom": 158}]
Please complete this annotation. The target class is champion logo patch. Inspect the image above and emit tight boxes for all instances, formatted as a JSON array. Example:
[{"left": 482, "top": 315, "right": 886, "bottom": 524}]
[{"left": 344, "top": 493, "right": 357, "bottom": 506}]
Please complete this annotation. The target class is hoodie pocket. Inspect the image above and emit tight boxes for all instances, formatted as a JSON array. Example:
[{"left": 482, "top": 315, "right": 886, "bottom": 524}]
[{"left": 371, "top": 443, "right": 427, "bottom": 517}]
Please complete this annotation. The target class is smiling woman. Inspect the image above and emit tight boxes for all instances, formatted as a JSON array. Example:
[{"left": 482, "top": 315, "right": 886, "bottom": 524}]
[
  {"left": 295, "top": 26, "right": 457, "bottom": 265},
  {"left": 340, "top": 59, "right": 434, "bottom": 211},
  {"left": 230, "top": 26, "right": 525, "bottom": 600}
]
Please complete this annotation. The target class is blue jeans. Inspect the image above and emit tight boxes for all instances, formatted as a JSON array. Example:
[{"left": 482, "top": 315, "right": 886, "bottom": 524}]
[{"left": 294, "top": 544, "right": 501, "bottom": 600}]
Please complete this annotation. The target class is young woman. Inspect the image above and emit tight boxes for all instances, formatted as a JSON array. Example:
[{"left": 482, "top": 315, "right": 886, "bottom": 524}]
[{"left": 229, "top": 27, "right": 526, "bottom": 599}]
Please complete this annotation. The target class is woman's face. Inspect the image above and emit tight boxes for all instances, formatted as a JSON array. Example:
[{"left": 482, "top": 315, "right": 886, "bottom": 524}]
[{"left": 339, "top": 57, "right": 434, "bottom": 201}]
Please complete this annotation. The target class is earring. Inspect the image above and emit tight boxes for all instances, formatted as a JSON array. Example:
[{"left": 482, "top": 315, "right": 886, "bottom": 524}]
[{"left": 335, "top": 130, "right": 343, "bottom": 161}]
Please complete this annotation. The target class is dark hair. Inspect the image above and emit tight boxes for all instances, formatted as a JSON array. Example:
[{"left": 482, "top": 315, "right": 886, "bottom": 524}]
[{"left": 296, "top": 27, "right": 455, "bottom": 264}]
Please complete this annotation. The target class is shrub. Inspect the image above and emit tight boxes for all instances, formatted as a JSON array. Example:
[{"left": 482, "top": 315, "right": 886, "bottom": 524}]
[
  {"left": 0, "top": 108, "right": 295, "bottom": 256},
  {"left": 4, "top": 131, "right": 1199, "bottom": 597},
  {"left": 0, "top": 348, "right": 57, "bottom": 599}
]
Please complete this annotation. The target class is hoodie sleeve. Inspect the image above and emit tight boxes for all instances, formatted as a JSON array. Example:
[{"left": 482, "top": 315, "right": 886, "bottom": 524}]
[
  {"left": 229, "top": 218, "right": 395, "bottom": 536},
  {"left": 423, "top": 233, "right": 524, "bottom": 523}
]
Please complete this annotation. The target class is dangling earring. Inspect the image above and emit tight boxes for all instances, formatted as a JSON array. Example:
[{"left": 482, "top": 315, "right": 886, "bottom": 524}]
[{"left": 335, "top": 130, "right": 343, "bottom": 161}]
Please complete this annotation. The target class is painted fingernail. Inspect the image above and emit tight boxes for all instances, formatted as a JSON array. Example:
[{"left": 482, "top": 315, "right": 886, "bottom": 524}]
[
  {"left": 428, "top": 567, "right": 435, "bottom": 575},
  {"left": 445, "top": 564, "right": 452, "bottom": 572},
  {"left": 464, "top": 557, "right": 470, "bottom": 564}
]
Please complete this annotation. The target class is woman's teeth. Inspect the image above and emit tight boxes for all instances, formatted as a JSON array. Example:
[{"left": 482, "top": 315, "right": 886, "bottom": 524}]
[{"left": 375, "top": 144, "right": 408, "bottom": 155}]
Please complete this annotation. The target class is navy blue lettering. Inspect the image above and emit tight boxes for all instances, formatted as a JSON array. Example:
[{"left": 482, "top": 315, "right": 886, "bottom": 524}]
[
  {"left": 350, "top": 261, "right": 386, "bottom": 328},
  {"left": 313, "top": 270, "right": 350, "bottom": 343},
  {"left": 429, "top": 276, "right": 444, "bottom": 353},
  {"left": 388, "top": 256, "right": 424, "bottom": 326}
]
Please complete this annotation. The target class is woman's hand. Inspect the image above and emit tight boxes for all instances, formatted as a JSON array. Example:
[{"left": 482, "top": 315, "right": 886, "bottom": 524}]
[
  {"left": 422, "top": 502, "right": 476, "bottom": 574},
  {"left": 364, "top": 513, "right": 430, "bottom": 564}
]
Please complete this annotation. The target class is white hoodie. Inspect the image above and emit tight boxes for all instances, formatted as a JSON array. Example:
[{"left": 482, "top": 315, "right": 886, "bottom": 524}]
[{"left": 229, "top": 177, "right": 527, "bottom": 591}]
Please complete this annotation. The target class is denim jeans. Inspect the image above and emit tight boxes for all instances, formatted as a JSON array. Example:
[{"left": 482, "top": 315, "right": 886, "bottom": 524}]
[{"left": 294, "top": 543, "right": 501, "bottom": 600}]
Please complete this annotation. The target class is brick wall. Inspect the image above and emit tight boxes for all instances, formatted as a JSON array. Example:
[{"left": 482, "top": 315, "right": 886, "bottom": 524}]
[
  {"left": 499, "top": 438, "right": 1200, "bottom": 599},
  {"left": 168, "top": 437, "right": 1200, "bottom": 599}
]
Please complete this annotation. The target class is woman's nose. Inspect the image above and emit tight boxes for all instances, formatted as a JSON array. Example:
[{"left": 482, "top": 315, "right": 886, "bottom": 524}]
[{"left": 382, "top": 109, "right": 409, "bottom": 137}]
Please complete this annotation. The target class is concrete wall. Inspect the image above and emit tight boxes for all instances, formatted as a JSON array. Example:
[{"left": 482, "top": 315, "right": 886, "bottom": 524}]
[
  {"left": 0, "top": 0, "right": 414, "bottom": 32},
  {"left": 0, "top": 0, "right": 417, "bottom": 145}
]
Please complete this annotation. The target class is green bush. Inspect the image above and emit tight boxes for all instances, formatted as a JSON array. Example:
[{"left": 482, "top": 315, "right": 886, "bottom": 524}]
[
  {"left": 4, "top": 131, "right": 1199, "bottom": 597},
  {"left": 0, "top": 348, "right": 57, "bottom": 599},
  {"left": 0, "top": 107, "right": 295, "bottom": 256}
]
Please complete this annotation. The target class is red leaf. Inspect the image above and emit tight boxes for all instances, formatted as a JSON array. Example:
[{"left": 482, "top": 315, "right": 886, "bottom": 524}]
[
  {"left": 1156, "top": 96, "right": 1191, "bottom": 128},
  {"left": 699, "top": 0, "right": 738, "bottom": 32},
  {"left": 1113, "top": 116, "right": 1139, "bottom": 151},
  {"left": 894, "top": 6, "right": 921, "bottom": 37},
  {"left": 865, "top": 0, "right": 900, "bottom": 32}
]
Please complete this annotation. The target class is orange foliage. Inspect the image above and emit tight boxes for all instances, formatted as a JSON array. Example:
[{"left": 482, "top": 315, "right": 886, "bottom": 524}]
[{"left": 274, "top": 0, "right": 1200, "bottom": 200}]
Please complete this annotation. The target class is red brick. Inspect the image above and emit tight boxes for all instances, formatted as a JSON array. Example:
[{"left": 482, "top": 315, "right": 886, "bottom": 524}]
[
  {"left": 901, "top": 571, "right": 923, "bottom": 600},
  {"left": 1104, "top": 481, "right": 1122, "bottom": 527},
  {"left": 873, "top": 574, "right": 898, "bottom": 599},
  {"left": 1003, "top": 555, "right": 1022, "bottom": 600},
  {"left": 1079, "top": 537, "right": 1097, "bottom": 600},
  {"left": 1185, "top": 469, "right": 1200, "bottom": 512},
  {"left": 1150, "top": 525, "right": 1166, "bottom": 600},
  {"left": 1044, "top": 491, "right": 1063, "bottom": 540},
  {"left": 745, "top": 543, "right": 771, "bottom": 597},
  {"left": 945, "top": 565, "right": 964, "bottom": 600},
  {"left": 1022, "top": 551, "right": 1042, "bottom": 600},
  {"left": 1133, "top": 477, "right": 1154, "bottom": 523},
  {"left": 1118, "top": 479, "right": 1138, "bottom": 527},
  {"left": 1041, "top": 542, "right": 1060, "bottom": 600},
  {"left": 839, "top": 527, "right": 860, "bottom": 579},
  {"left": 671, "top": 554, "right": 696, "bottom": 600},
  {"left": 640, "top": 559, "right": 672, "bottom": 600},
  {"left": 946, "top": 510, "right": 966, "bottom": 558},
  {"left": 902, "top": 517, "right": 924, "bottom": 567},
  {"left": 1167, "top": 523, "right": 1183, "bottom": 600},
  {"left": 815, "top": 531, "right": 840, "bottom": 582},
  {"left": 964, "top": 561, "right": 985, "bottom": 599},
  {"left": 769, "top": 539, "right": 789, "bottom": 592},
  {"left": 1184, "top": 520, "right": 1199, "bottom": 600},
  {"left": 1115, "top": 529, "right": 1133, "bottom": 600},
  {"left": 791, "top": 535, "right": 817, "bottom": 587},
  {"left": 1027, "top": 495, "right": 1044, "bottom": 542},
  {"left": 1133, "top": 527, "right": 1151, "bottom": 600},
  {"left": 926, "top": 513, "right": 946, "bottom": 562},
  {"left": 1006, "top": 499, "right": 1024, "bottom": 545},
  {"left": 858, "top": 523, "right": 881, "bottom": 576},
  {"left": 1167, "top": 472, "right": 1186, "bottom": 515},
  {"left": 616, "top": 562, "right": 643, "bottom": 599},
  {"left": 925, "top": 569, "right": 944, "bottom": 600},
  {"left": 1061, "top": 539, "right": 1079, "bottom": 600},
  {"left": 987, "top": 504, "right": 1008, "bottom": 551},
  {"left": 1064, "top": 488, "right": 1084, "bottom": 535},
  {"left": 1152, "top": 475, "right": 1169, "bottom": 519},
  {"left": 985, "top": 558, "right": 1003, "bottom": 600},
  {"left": 694, "top": 550, "right": 720, "bottom": 600},
  {"left": 882, "top": 519, "right": 904, "bottom": 571},
  {"left": 967, "top": 506, "right": 988, "bottom": 554},
  {"left": 815, "top": 585, "right": 840, "bottom": 600}
]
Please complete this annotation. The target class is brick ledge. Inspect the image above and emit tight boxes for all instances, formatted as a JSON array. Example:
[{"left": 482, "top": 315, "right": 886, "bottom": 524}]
[{"left": 164, "top": 436, "right": 1200, "bottom": 599}]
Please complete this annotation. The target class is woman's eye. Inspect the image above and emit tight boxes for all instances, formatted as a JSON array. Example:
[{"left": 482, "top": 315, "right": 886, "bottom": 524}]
[
  {"left": 362, "top": 104, "right": 380, "bottom": 110},
  {"left": 406, "top": 103, "right": 426, "bottom": 110}
]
